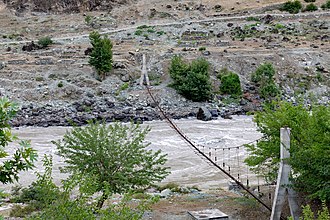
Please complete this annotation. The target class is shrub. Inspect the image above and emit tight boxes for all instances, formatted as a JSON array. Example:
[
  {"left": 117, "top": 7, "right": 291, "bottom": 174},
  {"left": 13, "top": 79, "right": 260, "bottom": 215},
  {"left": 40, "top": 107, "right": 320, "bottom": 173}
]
[
  {"left": 37, "top": 37, "right": 53, "bottom": 48},
  {"left": 54, "top": 121, "right": 169, "bottom": 209},
  {"left": 218, "top": 68, "right": 242, "bottom": 98},
  {"left": 280, "top": 0, "right": 303, "bottom": 14},
  {"left": 89, "top": 31, "right": 113, "bottom": 81},
  {"left": 169, "top": 56, "right": 212, "bottom": 102},
  {"left": 199, "top": 47, "right": 206, "bottom": 51},
  {"left": 251, "top": 63, "right": 279, "bottom": 99},
  {"left": 303, "top": 3, "right": 318, "bottom": 11},
  {"left": 321, "top": 0, "right": 330, "bottom": 9},
  {"left": 304, "top": 0, "right": 315, "bottom": 2}
]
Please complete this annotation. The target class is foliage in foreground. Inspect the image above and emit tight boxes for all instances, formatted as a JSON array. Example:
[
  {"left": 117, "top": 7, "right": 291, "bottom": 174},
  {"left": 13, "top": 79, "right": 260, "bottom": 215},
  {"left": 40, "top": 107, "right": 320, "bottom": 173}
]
[
  {"left": 89, "top": 31, "right": 113, "bottom": 80},
  {"left": 53, "top": 121, "right": 169, "bottom": 208},
  {"left": 288, "top": 202, "right": 330, "bottom": 220},
  {"left": 11, "top": 155, "right": 157, "bottom": 219},
  {"left": 0, "top": 97, "right": 37, "bottom": 184},
  {"left": 245, "top": 101, "right": 330, "bottom": 201},
  {"left": 169, "top": 56, "right": 212, "bottom": 102}
]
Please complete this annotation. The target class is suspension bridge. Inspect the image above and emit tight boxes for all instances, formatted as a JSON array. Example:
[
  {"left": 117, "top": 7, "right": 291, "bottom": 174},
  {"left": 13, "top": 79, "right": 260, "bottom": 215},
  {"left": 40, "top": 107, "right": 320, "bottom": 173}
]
[{"left": 145, "top": 85, "right": 288, "bottom": 220}]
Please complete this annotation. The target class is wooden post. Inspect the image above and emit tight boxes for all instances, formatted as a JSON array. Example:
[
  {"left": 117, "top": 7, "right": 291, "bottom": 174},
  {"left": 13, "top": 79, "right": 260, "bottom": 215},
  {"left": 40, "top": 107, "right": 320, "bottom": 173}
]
[
  {"left": 140, "top": 54, "right": 150, "bottom": 86},
  {"left": 270, "top": 127, "right": 300, "bottom": 220}
]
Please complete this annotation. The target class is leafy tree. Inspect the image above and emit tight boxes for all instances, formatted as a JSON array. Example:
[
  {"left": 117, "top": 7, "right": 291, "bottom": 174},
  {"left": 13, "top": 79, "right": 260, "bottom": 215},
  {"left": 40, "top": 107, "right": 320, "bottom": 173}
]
[
  {"left": 88, "top": 31, "right": 113, "bottom": 81},
  {"left": 218, "top": 68, "right": 242, "bottom": 98},
  {"left": 54, "top": 121, "right": 169, "bottom": 208},
  {"left": 251, "top": 62, "right": 279, "bottom": 99},
  {"left": 245, "top": 101, "right": 330, "bottom": 201},
  {"left": 169, "top": 56, "right": 212, "bottom": 102},
  {"left": 0, "top": 97, "right": 37, "bottom": 184}
]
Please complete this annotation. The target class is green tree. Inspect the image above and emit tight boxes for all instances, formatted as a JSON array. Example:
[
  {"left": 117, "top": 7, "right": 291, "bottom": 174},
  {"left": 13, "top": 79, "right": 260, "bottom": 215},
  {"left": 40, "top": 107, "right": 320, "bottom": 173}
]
[
  {"left": 245, "top": 101, "right": 330, "bottom": 201},
  {"left": 169, "top": 56, "right": 212, "bottom": 102},
  {"left": 251, "top": 62, "right": 279, "bottom": 99},
  {"left": 0, "top": 97, "right": 37, "bottom": 184},
  {"left": 88, "top": 31, "right": 113, "bottom": 81},
  {"left": 218, "top": 68, "right": 242, "bottom": 98},
  {"left": 54, "top": 121, "right": 169, "bottom": 209}
]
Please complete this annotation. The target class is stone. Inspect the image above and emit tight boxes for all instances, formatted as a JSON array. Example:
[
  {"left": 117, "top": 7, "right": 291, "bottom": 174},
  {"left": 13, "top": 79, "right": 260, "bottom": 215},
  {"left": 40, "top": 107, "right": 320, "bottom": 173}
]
[
  {"left": 197, "top": 107, "right": 212, "bottom": 121},
  {"left": 160, "top": 189, "right": 172, "bottom": 198}
]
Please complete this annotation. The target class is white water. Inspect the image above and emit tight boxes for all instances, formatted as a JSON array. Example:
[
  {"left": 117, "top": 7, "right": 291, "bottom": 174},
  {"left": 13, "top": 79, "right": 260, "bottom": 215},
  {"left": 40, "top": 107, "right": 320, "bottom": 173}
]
[{"left": 1, "top": 115, "right": 261, "bottom": 192}]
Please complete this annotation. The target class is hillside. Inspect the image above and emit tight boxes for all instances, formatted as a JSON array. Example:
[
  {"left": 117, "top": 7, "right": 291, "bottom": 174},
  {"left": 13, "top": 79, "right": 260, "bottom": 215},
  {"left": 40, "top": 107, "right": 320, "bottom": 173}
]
[{"left": 0, "top": 0, "right": 329, "bottom": 126}]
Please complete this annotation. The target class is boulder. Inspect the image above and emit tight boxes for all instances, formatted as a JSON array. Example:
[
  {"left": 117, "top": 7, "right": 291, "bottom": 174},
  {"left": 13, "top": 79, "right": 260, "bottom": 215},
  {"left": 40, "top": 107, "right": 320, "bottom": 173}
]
[{"left": 197, "top": 107, "right": 212, "bottom": 121}]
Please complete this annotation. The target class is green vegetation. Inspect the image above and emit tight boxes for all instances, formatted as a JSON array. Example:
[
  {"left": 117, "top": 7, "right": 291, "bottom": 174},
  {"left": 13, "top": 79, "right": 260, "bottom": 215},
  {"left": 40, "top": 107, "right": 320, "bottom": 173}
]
[
  {"left": 321, "top": 0, "right": 330, "bottom": 9},
  {"left": 54, "top": 121, "right": 169, "bottom": 209},
  {"left": 288, "top": 202, "right": 330, "bottom": 220},
  {"left": 88, "top": 31, "right": 113, "bottom": 81},
  {"left": 245, "top": 101, "right": 330, "bottom": 201},
  {"left": 84, "top": 15, "right": 94, "bottom": 26},
  {"left": 0, "top": 98, "right": 37, "bottom": 184},
  {"left": 246, "top": 16, "right": 260, "bottom": 21},
  {"left": 304, "top": 0, "right": 316, "bottom": 2},
  {"left": 280, "top": 0, "right": 303, "bottom": 14},
  {"left": 169, "top": 56, "right": 212, "bottom": 102},
  {"left": 198, "top": 46, "right": 206, "bottom": 51},
  {"left": 251, "top": 63, "right": 279, "bottom": 99},
  {"left": 303, "top": 3, "right": 318, "bottom": 11},
  {"left": 218, "top": 68, "right": 242, "bottom": 98},
  {"left": 37, "top": 36, "right": 53, "bottom": 48},
  {"left": 57, "top": 81, "right": 63, "bottom": 88},
  {"left": 135, "top": 30, "right": 143, "bottom": 36}
]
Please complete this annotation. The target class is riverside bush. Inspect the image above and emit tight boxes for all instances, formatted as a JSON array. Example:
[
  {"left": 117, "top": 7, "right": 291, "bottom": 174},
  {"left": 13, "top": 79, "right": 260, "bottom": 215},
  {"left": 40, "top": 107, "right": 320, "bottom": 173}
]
[
  {"left": 280, "top": 0, "right": 303, "bottom": 13},
  {"left": 251, "top": 63, "right": 279, "bottom": 99},
  {"left": 169, "top": 56, "right": 212, "bottom": 102},
  {"left": 218, "top": 68, "right": 242, "bottom": 98}
]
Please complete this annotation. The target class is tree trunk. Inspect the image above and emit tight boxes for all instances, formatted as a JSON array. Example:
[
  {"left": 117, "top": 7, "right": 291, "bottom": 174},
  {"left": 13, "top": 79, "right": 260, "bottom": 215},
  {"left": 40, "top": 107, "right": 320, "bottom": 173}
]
[{"left": 97, "top": 191, "right": 108, "bottom": 209}]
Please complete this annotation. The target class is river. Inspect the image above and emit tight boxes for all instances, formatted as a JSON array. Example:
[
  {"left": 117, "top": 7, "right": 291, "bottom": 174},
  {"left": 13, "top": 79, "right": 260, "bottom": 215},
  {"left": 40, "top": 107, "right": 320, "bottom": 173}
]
[{"left": 2, "top": 115, "right": 261, "bottom": 192}]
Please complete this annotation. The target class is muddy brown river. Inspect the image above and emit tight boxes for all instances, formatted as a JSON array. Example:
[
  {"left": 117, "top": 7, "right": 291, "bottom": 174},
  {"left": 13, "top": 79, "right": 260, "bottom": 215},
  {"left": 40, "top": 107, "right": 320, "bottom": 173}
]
[{"left": 2, "top": 115, "right": 261, "bottom": 192}]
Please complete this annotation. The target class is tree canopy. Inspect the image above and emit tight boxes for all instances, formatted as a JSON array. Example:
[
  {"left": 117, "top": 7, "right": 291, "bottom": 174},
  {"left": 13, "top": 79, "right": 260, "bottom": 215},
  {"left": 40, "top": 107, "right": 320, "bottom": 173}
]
[
  {"left": 245, "top": 101, "right": 330, "bottom": 201},
  {"left": 54, "top": 121, "right": 169, "bottom": 208}
]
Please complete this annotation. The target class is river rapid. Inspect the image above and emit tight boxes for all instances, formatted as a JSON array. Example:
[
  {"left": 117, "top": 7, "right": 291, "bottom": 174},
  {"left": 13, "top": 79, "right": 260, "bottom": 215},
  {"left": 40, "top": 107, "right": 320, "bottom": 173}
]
[{"left": 2, "top": 115, "right": 261, "bottom": 192}]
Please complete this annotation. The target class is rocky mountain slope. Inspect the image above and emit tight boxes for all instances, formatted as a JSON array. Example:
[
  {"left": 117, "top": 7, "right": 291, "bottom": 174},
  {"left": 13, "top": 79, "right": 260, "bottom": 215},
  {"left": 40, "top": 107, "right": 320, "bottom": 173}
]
[{"left": 0, "top": 0, "right": 329, "bottom": 126}]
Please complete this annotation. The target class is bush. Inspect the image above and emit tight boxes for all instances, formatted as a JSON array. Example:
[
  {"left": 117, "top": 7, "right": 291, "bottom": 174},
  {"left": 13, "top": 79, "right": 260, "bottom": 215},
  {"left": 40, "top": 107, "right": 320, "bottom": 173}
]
[
  {"left": 280, "top": 0, "right": 303, "bottom": 13},
  {"left": 169, "top": 56, "right": 212, "bottom": 102},
  {"left": 54, "top": 121, "right": 169, "bottom": 209},
  {"left": 89, "top": 31, "right": 113, "bottom": 81},
  {"left": 303, "top": 3, "right": 318, "bottom": 11},
  {"left": 245, "top": 102, "right": 330, "bottom": 201},
  {"left": 321, "top": 0, "right": 330, "bottom": 9},
  {"left": 251, "top": 63, "right": 279, "bottom": 99},
  {"left": 218, "top": 68, "right": 242, "bottom": 98},
  {"left": 37, "top": 37, "right": 53, "bottom": 48},
  {"left": 304, "top": 0, "right": 315, "bottom": 2}
]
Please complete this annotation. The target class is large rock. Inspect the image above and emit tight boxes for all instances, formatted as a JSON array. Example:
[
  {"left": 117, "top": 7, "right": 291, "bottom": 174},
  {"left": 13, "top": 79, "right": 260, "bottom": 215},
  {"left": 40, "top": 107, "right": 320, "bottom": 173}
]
[{"left": 197, "top": 107, "right": 212, "bottom": 121}]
